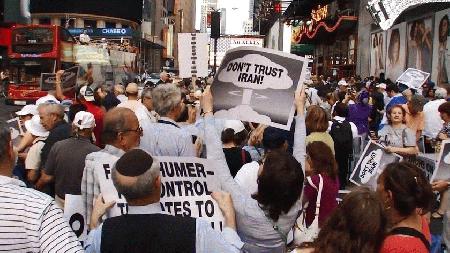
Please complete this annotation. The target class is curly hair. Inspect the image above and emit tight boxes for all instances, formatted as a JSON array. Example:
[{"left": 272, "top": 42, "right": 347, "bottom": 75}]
[
  {"left": 312, "top": 188, "right": 387, "bottom": 253},
  {"left": 386, "top": 104, "right": 406, "bottom": 125}
]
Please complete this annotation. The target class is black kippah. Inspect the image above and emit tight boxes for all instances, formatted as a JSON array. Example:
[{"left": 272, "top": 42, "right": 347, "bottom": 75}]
[{"left": 115, "top": 149, "right": 154, "bottom": 177}]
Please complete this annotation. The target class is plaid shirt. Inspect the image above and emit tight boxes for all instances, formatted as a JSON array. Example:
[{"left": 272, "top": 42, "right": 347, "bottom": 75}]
[{"left": 81, "top": 145, "right": 125, "bottom": 227}]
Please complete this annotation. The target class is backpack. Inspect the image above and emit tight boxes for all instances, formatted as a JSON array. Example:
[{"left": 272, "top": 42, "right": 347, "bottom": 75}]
[{"left": 329, "top": 119, "right": 353, "bottom": 155}]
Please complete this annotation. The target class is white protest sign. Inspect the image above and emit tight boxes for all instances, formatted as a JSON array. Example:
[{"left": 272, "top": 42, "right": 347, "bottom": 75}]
[
  {"left": 350, "top": 142, "right": 402, "bottom": 190},
  {"left": 405, "top": 154, "right": 436, "bottom": 182},
  {"left": 178, "top": 33, "right": 209, "bottom": 78},
  {"left": 159, "top": 156, "right": 224, "bottom": 231},
  {"left": 64, "top": 194, "right": 87, "bottom": 246},
  {"left": 431, "top": 140, "right": 450, "bottom": 182},
  {"left": 396, "top": 68, "right": 430, "bottom": 90},
  {"left": 7, "top": 117, "right": 23, "bottom": 146},
  {"left": 212, "top": 46, "right": 310, "bottom": 130},
  {"left": 95, "top": 161, "right": 129, "bottom": 218}
]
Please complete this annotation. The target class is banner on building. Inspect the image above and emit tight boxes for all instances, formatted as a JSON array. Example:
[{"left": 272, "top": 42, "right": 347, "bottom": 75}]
[
  {"left": 431, "top": 140, "right": 450, "bottom": 182},
  {"left": 396, "top": 68, "right": 430, "bottom": 89},
  {"left": 212, "top": 46, "right": 309, "bottom": 130},
  {"left": 349, "top": 142, "right": 402, "bottom": 190},
  {"left": 178, "top": 33, "right": 209, "bottom": 78},
  {"left": 405, "top": 154, "right": 436, "bottom": 182},
  {"left": 40, "top": 66, "right": 79, "bottom": 91},
  {"left": 96, "top": 156, "right": 224, "bottom": 231},
  {"left": 432, "top": 8, "right": 450, "bottom": 87},
  {"left": 64, "top": 194, "right": 87, "bottom": 246},
  {"left": 370, "top": 31, "right": 386, "bottom": 77}
]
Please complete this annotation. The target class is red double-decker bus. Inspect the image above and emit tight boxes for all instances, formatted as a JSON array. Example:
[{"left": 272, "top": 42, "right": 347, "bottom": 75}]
[{"left": 6, "top": 25, "right": 76, "bottom": 105}]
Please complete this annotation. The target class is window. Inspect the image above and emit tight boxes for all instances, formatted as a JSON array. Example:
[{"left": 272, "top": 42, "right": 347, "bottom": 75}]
[
  {"left": 39, "top": 18, "right": 51, "bottom": 25},
  {"left": 105, "top": 22, "right": 116, "bottom": 28},
  {"left": 84, "top": 19, "right": 97, "bottom": 28}
]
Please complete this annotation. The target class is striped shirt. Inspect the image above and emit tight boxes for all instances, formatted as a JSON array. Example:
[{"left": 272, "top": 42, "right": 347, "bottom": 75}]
[{"left": 0, "top": 175, "right": 83, "bottom": 253}]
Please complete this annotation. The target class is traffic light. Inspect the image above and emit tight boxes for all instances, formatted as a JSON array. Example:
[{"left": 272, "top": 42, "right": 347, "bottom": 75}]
[{"left": 274, "top": 1, "right": 281, "bottom": 13}]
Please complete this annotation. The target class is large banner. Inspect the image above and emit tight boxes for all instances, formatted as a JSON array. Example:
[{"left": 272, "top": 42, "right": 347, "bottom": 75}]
[
  {"left": 431, "top": 140, "right": 450, "bottom": 182},
  {"left": 407, "top": 17, "right": 433, "bottom": 74},
  {"left": 350, "top": 142, "right": 402, "bottom": 190},
  {"left": 386, "top": 23, "right": 407, "bottom": 81},
  {"left": 396, "top": 68, "right": 430, "bottom": 89},
  {"left": 40, "top": 66, "right": 79, "bottom": 91},
  {"left": 178, "top": 33, "right": 209, "bottom": 78},
  {"left": 432, "top": 9, "right": 450, "bottom": 87},
  {"left": 97, "top": 156, "right": 225, "bottom": 230},
  {"left": 212, "top": 46, "right": 309, "bottom": 130},
  {"left": 370, "top": 31, "right": 386, "bottom": 77}
]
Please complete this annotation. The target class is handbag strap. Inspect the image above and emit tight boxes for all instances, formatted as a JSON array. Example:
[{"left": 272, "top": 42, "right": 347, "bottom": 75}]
[
  {"left": 389, "top": 227, "right": 430, "bottom": 251},
  {"left": 306, "top": 175, "right": 324, "bottom": 217}
]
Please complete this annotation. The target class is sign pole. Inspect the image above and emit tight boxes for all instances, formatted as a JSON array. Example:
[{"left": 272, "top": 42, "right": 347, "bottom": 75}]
[{"left": 213, "top": 37, "right": 218, "bottom": 75}]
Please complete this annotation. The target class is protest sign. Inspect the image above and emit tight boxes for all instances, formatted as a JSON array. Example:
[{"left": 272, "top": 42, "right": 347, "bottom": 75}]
[
  {"left": 212, "top": 46, "right": 309, "bottom": 130},
  {"left": 159, "top": 156, "right": 224, "bottom": 231},
  {"left": 95, "top": 161, "right": 129, "bottom": 218},
  {"left": 405, "top": 154, "right": 436, "bottom": 182},
  {"left": 64, "top": 194, "right": 87, "bottom": 246},
  {"left": 96, "top": 155, "right": 225, "bottom": 230},
  {"left": 431, "top": 140, "right": 450, "bottom": 182},
  {"left": 6, "top": 117, "right": 23, "bottom": 146},
  {"left": 178, "top": 33, "right": 209, "bottom": 78},
  {"left": 396, "top": 68, "right": 430, "bottom": 90},
  {"left": 40, "top": 66, "right": 79, "bottom": 91},
  {"left": 349, "top": 142, "right": 402, "bottom": 190}
]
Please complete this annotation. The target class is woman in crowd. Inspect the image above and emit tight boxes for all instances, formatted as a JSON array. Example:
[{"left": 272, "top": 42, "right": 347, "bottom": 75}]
[
  {"left": 221, "top": 120, "right": 252, "bottom": 177},
  {"left": 377, "top": 104, "right": 419, "bottom": 156},
  {"left": 377, "top": 162, "right": 434, "bottom": 253},
  {"left": 348, "top": 90, "right": 372, "bottom": 138},
  {"left": 303, "top": 141, "right": 339, "bottom": 228},
  {"left": 306, "top": 105, "right": 334, "bottom": 154},
  {"left": 202, "top": 86, "right": 306, "bottom": 252},
  {"left": 401, "top": 95, "right": 424, "bottom": 140},
  {"left": 293, "top": 188, "right": 387, "bottom": 253}
]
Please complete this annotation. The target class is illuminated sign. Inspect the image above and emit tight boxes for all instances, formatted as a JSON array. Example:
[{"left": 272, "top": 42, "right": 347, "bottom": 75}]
[{"left": 311, "top": 5, "right": 328, "bottom": 22}]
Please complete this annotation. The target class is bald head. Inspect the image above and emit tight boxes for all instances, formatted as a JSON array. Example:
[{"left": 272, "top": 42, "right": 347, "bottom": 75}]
[{"left": 102, "top": 107, "right": 139, "bottom": 145}]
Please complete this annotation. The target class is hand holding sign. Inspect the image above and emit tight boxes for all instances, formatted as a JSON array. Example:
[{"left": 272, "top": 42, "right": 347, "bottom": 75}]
[
  {"left": 90, "top": 193, "right": 116, "bottom": 230},
  {"left": 211, "top": 191, "right": 236, "bottom": 230}
]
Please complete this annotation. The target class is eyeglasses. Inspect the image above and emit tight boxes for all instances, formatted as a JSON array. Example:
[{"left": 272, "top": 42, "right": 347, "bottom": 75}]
[{"left": 119, "top": 126, "right": 143, "bottom": 135}]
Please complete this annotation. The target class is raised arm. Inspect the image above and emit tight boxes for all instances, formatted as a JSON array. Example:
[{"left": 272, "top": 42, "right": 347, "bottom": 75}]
[{"left": 293, "top": 86, "right": 307, "bottom": 172}]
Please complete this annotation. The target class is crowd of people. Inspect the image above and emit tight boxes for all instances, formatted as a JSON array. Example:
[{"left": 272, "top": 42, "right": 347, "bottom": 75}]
[{"left": 0, "top": 69, "right": 449, "bottom": 253}]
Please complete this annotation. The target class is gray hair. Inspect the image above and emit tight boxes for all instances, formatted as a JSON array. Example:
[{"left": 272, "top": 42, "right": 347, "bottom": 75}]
[
  {"left": 151, "top": 83, "right": 181, "bottom": 116},
  {"left": 38, "top": 103, "right": 65, "bottom": 119},
  {"left": 0, "top": 125, "right": 11, "bottom": 162},
  {"left": 409, "top": 95, "right": 425, "bottom": 112},
  {"left": 111, "top": 159, "right": 160, "bottom": 201},
  {"left": 141, "top": 88, "right": 152, "bottom": 100},
  {"left": 435, "top": 88, "right": 448, "bottom": 99}
]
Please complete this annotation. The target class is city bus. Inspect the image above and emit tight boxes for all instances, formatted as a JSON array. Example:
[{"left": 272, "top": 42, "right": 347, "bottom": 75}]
[{"left": 6, "top": 25, "right": 76, "bottom": 105}]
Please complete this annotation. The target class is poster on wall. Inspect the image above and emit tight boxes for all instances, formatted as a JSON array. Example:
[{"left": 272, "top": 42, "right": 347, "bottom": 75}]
[
  {"left": 386, "top": 23, "right": 407, "bottom": 81},
  {"left": 370, "top": 31, "right": 386, "bottom": 77},
  {"left": 211, "top": 46, "right": 309, "bottom": 130},
  {"left": 407, "top": 17, "right": 433, "bottom": 75},
  {"left": 432, "top": 9, "right": 450, "bottom": 87}
]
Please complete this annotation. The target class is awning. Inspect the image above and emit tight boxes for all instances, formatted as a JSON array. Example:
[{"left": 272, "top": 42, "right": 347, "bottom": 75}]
[{"left": 292, "top": 16, "right": 358, "bottom": 44}]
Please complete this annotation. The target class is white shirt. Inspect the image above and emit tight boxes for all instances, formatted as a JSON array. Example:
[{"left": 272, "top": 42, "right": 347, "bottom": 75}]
[
  {"left": 234, "top": 161, "right": 259, "bottom": 195},
  {"left": 423, "top": 99, "right": 446, "bottom": 138},
  {"left": 0, "top": 175, "right": 83, "bottom": 252},
  {"left": 25, "top": 137, "right": 46, "bottom": 170},
  {"left": 328, "top": 116, "right": 359, "bottom": 138}
]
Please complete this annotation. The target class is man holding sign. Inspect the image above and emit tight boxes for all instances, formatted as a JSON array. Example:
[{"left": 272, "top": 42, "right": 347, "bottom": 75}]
[{"left": 84, "top": 149, "right": 243, "bottom": 253}]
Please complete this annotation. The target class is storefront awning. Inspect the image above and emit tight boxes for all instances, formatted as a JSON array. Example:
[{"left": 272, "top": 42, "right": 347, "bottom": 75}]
[{"left": 292, "top": 16, "right": 358, "bottom": 44}]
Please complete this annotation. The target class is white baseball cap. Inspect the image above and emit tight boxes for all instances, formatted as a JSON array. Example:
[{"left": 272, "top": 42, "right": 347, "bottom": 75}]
[
  {"left": 73, "top": 111, "right": 96, "bottom": 129},
  {"left": 224, "top": 120, "right": 245, "bottom": 133},
  {"left": 35, "top": 94, "right": 60, "bottom": 106},
  {"left": 376, "top": 83, "right": 387, "bottom": 89},
  {"left": 79, "top": 86, "right": 95, "bottom": 102},
  {"left": 16, "top": 104, "right": 38, "bottom": 116},
  {"left": 338, "top": 80, "right": 348, "bottom": 86},
  {"left": 25, "top": 115, "right": 49, "bottom": 137}
]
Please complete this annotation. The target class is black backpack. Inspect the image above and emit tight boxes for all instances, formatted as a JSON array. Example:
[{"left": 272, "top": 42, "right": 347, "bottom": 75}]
[{"left": 329, "top": 119, "right": 353, "bottom": 155}]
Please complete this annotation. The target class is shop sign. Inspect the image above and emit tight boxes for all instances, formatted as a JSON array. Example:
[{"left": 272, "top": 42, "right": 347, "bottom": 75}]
[
  {"left": 68, "top": 28, "right": 133, "bottom": 37},
  {"left": 311, "top": 5, "right": 328, "bottom": 22}
]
